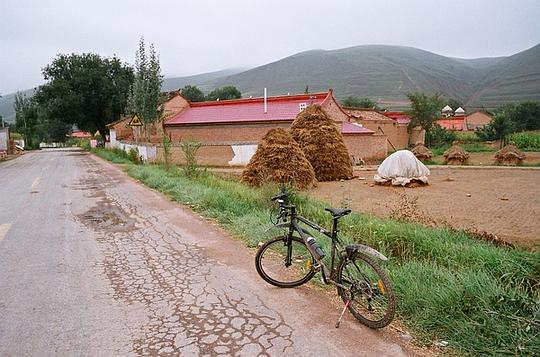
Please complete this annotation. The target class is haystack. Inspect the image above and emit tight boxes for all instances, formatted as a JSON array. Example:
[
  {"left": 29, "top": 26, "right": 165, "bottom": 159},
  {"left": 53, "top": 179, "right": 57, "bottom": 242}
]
[
  {"left": 374, "top": 150, "right": 430, "bottom": 186},
  {"left": 495, "top": 144, "right": 525, "bottom": 165},
  {"left": 241, "top": 128, "right": 317, "bottom": 190},
  {"left": 411, "top": 142, "right": 433, "bottom": 162},
  {"left": 290, "top": 105, "right": 353, "bottom": 181},
  {"left": 444, "top": 145, "right": 470, "bottom": 165}
]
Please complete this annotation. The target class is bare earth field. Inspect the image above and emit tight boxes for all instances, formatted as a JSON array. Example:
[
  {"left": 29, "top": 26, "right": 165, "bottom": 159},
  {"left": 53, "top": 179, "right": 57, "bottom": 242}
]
[
  {"left": 432, "top": 151, "right": 540, "bottom": 166},
  {"left": 311, "top": 167, "right": 540, "bottom": 249}
]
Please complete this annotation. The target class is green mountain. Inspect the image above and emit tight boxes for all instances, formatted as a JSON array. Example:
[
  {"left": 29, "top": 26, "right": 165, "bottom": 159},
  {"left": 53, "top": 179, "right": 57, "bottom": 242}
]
[
  {"left": 2, "top": 44, "right": 539, "bottom": 123},
  {"left": 209, "top": 44, "right": 540, "bottom": 110},
  {"left": 0, "top": 88, "right": 36, "bottom": 124},
  {"left": 161, "top": 68, "right": 245, "bottom": 92}
]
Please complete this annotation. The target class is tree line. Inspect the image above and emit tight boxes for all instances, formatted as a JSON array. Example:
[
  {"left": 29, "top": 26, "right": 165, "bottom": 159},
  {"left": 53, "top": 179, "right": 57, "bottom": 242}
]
[{"left": 13, "top": 38, "right": 242, "bottom": 148}]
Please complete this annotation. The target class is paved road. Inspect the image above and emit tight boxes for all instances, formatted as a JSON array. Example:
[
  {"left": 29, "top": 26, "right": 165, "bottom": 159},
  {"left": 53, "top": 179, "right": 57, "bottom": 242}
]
[{"left": 0, "top": 150, "right": 412, "bottom": 356}]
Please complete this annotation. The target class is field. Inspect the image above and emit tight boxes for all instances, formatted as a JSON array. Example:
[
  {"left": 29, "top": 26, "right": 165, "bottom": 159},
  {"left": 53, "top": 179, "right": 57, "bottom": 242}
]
[{"left": 313, "top": 167, "right": 540, "bottom": 249}]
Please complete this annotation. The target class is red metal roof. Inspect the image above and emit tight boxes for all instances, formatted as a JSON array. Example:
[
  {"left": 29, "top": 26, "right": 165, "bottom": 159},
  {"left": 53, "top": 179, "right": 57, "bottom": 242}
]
[
  {"left": 71, "top": 131, "right": 92, "bottom": 138},
  {"left": 381, "top": 111, "right": 411, "bottom": 124},
  {"left": 341, "top": 122, "right": 374, "bottom": 134},
  {"left": 164, "top": 92, "right": 331, "bottom": 126}
]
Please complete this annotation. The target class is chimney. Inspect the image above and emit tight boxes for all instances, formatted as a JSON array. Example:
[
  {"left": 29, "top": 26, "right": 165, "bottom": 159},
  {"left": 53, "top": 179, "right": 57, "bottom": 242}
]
[{"left": 264, "top": 88, "right": 267, "bottom": 114}]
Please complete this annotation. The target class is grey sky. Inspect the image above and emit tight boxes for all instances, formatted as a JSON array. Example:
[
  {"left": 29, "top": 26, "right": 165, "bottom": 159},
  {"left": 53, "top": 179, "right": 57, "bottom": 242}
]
[{"left": 1, "top": 0, "right": 539, "bottom": 94}]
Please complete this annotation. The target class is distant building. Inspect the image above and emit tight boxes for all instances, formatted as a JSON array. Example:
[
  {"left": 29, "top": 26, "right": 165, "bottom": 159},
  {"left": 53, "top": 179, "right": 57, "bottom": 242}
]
[
  {"left": 465, "top": 111, "right": 492, "bottom": 130},
  {"left": 163, "top": 90, "right": 387, "bottom": 166},
  {"left": 344, "top": 108, "right": 424, "bottom": 151}
]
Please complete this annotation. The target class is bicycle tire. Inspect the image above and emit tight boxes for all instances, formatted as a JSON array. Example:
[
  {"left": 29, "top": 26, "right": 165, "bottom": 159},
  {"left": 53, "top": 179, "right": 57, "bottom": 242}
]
[
  {"left": 337, "top": 253, "right": 396, "bottom": 328},
  {"left": 255, "top": 236, "right": 316, "bottom": 288}
]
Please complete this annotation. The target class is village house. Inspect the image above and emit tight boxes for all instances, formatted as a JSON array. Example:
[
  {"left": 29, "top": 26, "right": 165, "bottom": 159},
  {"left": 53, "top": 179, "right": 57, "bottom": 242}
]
[
  {"left": 465, "top": 111, "right": 492, "bottom": 130},
  {"left": 344, "top": 108, "right": 425, "bottom": 150},
  {"left": 437, "top": 107, "right": 492, "bottom": 131},
  {"left": 161, "top": 89, "right": 388, "bottom": 166}
]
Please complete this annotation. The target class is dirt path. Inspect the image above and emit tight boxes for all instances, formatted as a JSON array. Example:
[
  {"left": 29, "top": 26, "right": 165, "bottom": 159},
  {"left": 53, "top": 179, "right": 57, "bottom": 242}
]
[{"left": 312, "top": 167, "right": 540, "bottom": 249}]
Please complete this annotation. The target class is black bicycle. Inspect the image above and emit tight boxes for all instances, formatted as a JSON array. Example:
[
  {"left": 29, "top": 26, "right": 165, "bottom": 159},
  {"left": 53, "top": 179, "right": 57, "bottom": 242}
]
[{"left": 255, "top": 190, "right": 396, "bottom": 329}]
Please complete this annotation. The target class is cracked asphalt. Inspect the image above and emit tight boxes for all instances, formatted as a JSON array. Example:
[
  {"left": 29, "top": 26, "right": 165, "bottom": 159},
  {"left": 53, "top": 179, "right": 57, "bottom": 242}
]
[{"left": 0, "top": 149, "right": 413, "bottom": 356}]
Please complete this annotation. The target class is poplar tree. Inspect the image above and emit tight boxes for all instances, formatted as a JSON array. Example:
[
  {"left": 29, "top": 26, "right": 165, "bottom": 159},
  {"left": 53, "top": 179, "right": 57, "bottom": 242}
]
[{"left": 128, "top": 37, "right": 163, "bottom": 140}]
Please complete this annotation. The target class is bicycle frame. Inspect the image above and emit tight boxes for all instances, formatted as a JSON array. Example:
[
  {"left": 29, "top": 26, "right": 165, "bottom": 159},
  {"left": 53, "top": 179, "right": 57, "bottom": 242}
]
[{"left": 273, "top": 205, "right": 345, "bottom": 282}]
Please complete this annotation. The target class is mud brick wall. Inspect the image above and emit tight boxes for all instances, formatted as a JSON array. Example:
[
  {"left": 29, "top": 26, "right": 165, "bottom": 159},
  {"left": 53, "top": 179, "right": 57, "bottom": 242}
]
[{"left": 343, "top": 134, "right": 388, "bottom": 162}]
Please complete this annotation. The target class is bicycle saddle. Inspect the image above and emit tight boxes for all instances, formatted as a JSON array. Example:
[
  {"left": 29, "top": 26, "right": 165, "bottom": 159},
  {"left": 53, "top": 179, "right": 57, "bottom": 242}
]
[{"left": 324, "top": 207, "right": 352, "bottom": 218}]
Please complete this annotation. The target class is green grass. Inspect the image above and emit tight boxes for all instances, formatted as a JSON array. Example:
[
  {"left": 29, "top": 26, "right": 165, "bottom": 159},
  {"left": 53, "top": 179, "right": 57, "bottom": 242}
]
[
  {"left": 431, "top": 143, "right": 496, "bottom": 156},
  {"left": 92, "top": 148, "right": 540, "bottom": 356},
  {"left": 92, "top": 147, "right": 135, "bottom": 165}
]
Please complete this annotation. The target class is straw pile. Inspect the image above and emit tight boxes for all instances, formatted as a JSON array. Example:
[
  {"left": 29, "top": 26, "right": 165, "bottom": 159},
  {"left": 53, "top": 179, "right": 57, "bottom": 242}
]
[
  {"left": 495, "top": 144, "right": 525, "bottom": 165},
  {"left": 443, "top": 144, "right": 470, "bottom": 165},
  {"left": 290, "top": 105, "right": 353, "bottom": 181},
  {"left": 241, "top": 128, "right": 317, "bottom": 190},
  {"left": 411, "top": 142, "right": 433, "bottom": 162}
]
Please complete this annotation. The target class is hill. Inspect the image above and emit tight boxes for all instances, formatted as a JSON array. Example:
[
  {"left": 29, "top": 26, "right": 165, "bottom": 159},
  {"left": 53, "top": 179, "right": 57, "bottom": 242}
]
[
  {"left": 2, "top": 44, "right": 539, "bottom": 122},
  {"left": 209, "top": 44, "right": 540, "bottom": 109},
  {"left": 0, "top": 88, "right": 36, "bottom": 124},
  {"left": 161, "top": 68, "right": 245, "bottom": 92}
]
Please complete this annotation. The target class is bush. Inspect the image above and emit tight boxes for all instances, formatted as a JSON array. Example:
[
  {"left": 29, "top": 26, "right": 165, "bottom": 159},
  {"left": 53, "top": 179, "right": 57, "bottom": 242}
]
[
  {"left": 79, "top": 139, "right": 91, "bottom": 151},
  {"left": 180, "top": 140, "right": 202, "bottom": 177},
  {"left": 128, "top": 147, "right": 141, "bottom": 164},
  {"left": 426, "top": 124, "right": 456, "bottom": 147}
]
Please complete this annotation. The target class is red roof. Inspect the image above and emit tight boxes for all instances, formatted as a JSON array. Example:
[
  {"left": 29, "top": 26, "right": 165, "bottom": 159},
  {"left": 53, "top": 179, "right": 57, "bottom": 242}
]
[
  {"left": 165, "top": 92, "right": 331, "bottom": 126},
  {"left": 341, "top": 122, "right": 374, "bottom": 134},
  {"left": 71, "top": 131, "right": 92, "bottom": 138},
  {"left": 381, "top": 111, "right": 411, "bottom": 124}
]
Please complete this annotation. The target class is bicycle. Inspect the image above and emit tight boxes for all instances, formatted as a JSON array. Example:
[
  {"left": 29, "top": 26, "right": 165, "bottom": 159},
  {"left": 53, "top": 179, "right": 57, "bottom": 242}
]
[{"left": 255, "top": 190, "right": 396, "bottom": 329}]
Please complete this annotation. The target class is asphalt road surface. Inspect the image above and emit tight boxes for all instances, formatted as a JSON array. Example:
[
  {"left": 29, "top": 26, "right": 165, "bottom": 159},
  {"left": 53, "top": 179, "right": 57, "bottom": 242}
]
[{"left": 0, "top": 150, "right": 413, "bottom": 356}]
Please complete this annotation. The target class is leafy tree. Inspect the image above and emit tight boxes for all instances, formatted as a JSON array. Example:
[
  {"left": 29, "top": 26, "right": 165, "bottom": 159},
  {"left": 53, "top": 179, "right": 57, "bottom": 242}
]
[
  {"left": 14, "top": 92, "right": 42, "bottom": 148},
  {"left": 341, "top": 96, "right": 381, "bottom": 110},
  {"left": 445, "top": 98, "right": 464, "bottom": 111},
  {"left": 206, "top": 86, "right": 241, "bottom": 101},
  {"left": 128, "top": 38, "right": 163, "bottom": 140},
  {"left": 36, "top": 53, "right": 133, "bottom": 140},
  {"left": 497, "top": 101, "right": 540, "bottom": 132},
  {"left": 426, "top": 123, "right": 456, "bottom": 147},
  {"left": 181, "top": 85, "right": 205, "bottom": 102},
  {"left": 406, "top": 92, "right": 445, "bottom": 146}
]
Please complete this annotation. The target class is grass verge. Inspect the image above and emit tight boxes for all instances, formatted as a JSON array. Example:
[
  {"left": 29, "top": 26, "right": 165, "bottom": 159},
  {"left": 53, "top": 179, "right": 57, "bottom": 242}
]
[{"left": 94, "top": 148, "right": 540, "bottom": 356}]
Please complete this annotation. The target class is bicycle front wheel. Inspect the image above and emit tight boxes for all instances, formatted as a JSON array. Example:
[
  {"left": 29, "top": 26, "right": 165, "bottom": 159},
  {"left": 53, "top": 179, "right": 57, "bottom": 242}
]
[
  {"left": 255, "top": 236, "right": 316, "bottom": 288},
  {"left": 337, "top": 253, "right": 395, "bottom": 328}
]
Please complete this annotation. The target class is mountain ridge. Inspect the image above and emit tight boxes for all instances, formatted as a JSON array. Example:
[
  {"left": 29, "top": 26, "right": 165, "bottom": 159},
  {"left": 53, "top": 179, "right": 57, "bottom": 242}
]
[{"left": 2, "top": 43, "right": 539, "bottom": 123}]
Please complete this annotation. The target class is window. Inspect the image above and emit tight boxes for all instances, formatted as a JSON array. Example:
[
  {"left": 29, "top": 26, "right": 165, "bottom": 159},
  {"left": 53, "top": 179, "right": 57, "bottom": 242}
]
[{"left": 299, "top": 102, "right": 307, "bottom": 111}]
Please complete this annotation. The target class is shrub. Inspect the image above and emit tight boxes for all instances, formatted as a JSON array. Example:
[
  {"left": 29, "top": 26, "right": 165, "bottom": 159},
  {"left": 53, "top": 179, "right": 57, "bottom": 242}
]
[
  {"left": 426, "top": 124, "right": 456, "bottom": 147},
  {"left": 128, "top": 147, "right": 141, "bottom": 164},
  {"left": 180, "top": 140, "right": 202, "bottom": 177}
]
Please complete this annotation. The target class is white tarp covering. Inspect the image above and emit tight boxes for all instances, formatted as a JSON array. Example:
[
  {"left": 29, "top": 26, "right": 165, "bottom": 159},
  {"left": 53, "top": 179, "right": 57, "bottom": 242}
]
[
  {"left": 228, "top": 144, "right": 258, "bottom": 166},
  {"left": 374, "top": 150, "right": 430, "bottom": 186}
]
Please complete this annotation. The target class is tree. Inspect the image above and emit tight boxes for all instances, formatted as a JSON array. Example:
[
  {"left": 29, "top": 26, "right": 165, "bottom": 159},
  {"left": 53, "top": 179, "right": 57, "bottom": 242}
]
[
  {"left": 128, "top": 38, "right": 163, "bottom": 139},
  {"left": 181, "top": 85, "right": 205, "bottom": 102},
  {"left": 206, "top": 86, "right": 241, "bottom": 101},
  {"left": 406, "top": 92, "right": 445, "bottom": 146},
  {"left": 36, "top": 53, "right": 134, "bottom": 140},
  {"left": 497, "top": 101, "right": 540, "bottom": 132},
  {"left": 14, "top": 92, "right": 41, "bottom": 148},
  {"left": 445, "top": 98, "right": 464, "bottom": 111},
  {"left": 341, "top": 96, "right": 381, "bottom": 110}
]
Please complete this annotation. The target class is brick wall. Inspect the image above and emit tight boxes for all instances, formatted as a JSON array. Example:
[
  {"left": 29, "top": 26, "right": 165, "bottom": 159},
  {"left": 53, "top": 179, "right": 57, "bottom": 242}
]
[
  {"left": 166, "top": 122, "right": 291, "bottom": 143},
  {"left": 343, "top": 134, "right": 388, "bottom": 163},
  {"left": 321, "top": 98, "right": 349, "bottom": 122}
]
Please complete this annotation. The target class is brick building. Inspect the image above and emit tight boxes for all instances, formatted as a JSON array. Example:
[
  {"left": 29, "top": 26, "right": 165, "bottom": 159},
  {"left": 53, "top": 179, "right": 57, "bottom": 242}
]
[
  {"left": 162, "top": 90, "right": 388, "bottom": 166},
  {"left": 345, "top": 108, "right": 425, "bottom": 150}
]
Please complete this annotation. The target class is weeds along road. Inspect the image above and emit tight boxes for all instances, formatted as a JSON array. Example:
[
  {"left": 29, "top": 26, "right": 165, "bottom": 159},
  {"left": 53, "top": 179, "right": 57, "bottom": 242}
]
[{"left": 0, "top": 149, "right": 413, "bottom": 357}]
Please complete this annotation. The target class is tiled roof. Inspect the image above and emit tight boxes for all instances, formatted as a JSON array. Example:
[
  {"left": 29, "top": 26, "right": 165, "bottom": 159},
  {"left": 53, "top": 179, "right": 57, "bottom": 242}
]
[
  {"left": 341, "top": 122, "right": 375, "bottom": 134},
  {"left": 344, "top": 108, "right": 394, "bottom": 121},
  {"left": 165, "top": 92, "right": 331, "bottom": 125}
]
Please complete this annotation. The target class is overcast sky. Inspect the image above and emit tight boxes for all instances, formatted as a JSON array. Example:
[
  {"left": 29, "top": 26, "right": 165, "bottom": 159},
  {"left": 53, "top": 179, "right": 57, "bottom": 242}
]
[{"left": 1, "top": 0, "right": 539, "bottom": 94}]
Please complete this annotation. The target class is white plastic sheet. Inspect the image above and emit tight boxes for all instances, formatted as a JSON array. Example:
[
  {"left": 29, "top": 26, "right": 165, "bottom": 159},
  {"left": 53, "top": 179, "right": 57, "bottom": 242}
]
[{"left": 374, "top": 150, "right": 430, "bottom": 186}]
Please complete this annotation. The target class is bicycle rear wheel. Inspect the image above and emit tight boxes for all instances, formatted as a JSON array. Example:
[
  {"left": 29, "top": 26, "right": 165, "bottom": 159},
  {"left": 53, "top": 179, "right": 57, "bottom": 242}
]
[
  {"left": 255, "top": 236, "right": 316, "bottom": 288},
  {"left": 337, "top": 253, "right": 395, "bottom": 328}
]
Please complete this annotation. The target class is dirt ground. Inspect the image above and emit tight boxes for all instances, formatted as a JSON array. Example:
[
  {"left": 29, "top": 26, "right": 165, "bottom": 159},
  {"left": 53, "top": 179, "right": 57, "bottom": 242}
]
[
  {"left": 432, "top": 151, "right": 540, "bottom": 166},
  {"left": 311, "top": 167, "right": 540, "bottom": 249}
]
